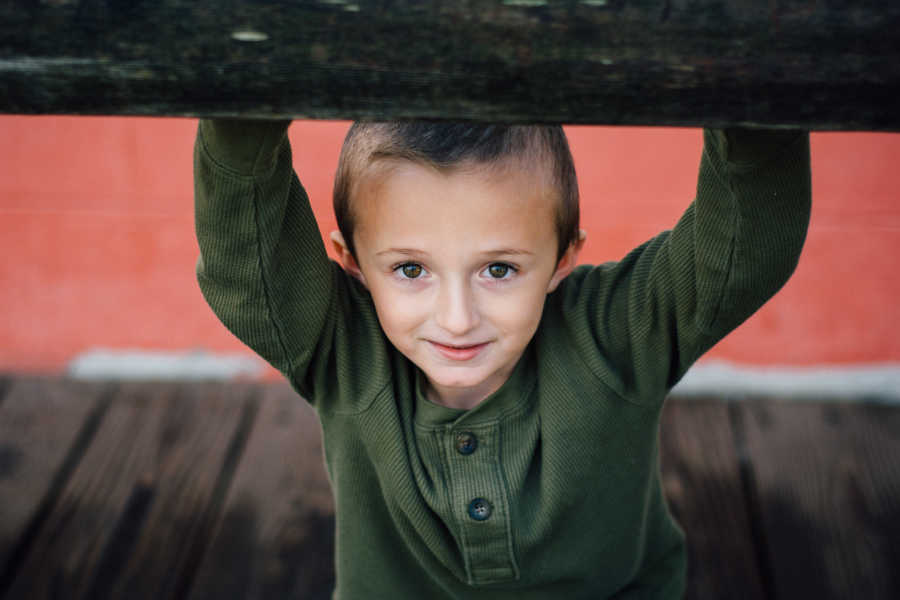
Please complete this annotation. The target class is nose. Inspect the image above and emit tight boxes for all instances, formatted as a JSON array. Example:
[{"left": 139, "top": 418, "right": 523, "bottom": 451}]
[{"left": 434, "top": 278, "right": 480, "bottom": 336}]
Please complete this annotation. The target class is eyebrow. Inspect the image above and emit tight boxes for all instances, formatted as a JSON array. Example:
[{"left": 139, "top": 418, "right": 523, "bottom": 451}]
[
  {"left": 375, "top": 248, "right": 431, "bottom": 257},
  {"left": 481, "top": 248, "right": 535, "bottom": 257}
]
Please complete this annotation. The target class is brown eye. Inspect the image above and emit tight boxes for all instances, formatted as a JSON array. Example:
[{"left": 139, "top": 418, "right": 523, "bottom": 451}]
[
  {"left": 400, "top": 263, "right": 423, "bottom": 278},
  {"left": 487, "top": 263, "right": 511, "bottom": 278}
]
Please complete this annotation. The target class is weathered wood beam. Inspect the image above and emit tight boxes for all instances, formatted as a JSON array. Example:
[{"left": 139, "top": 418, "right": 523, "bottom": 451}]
[{"left": 1, "top": 1, "right": 898, "bottom": 130}]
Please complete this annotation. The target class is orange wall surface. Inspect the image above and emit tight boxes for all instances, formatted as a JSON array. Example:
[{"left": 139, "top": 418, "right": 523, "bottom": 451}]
[{"left": 1, "top": 116, "right": 898, "bottom": 375}]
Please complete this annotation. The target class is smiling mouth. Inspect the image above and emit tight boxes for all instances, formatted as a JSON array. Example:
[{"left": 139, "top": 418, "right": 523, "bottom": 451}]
[{"left": 429, "top": 341, "right": 489, "bottom": 361}]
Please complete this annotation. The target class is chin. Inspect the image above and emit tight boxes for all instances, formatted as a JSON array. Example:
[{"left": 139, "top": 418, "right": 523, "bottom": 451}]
[{"left": 426, "top": 368, "right": 487, "bottom": 390}]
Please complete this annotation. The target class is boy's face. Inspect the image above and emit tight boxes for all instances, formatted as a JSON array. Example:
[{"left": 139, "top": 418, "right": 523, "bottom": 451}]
[{"left": 333, "top": 160, "right": 582, "bottom": 410}]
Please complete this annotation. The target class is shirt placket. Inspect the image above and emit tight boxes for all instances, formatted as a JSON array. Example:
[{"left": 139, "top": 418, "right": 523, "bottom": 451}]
[{"left": 443, "top": 421, "right": 518, "bottom": 585}]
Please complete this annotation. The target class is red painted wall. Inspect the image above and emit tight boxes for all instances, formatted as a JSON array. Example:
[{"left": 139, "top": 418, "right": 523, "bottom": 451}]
[{"left": 1, "top": 116, "right": 898, "bottom": 375}]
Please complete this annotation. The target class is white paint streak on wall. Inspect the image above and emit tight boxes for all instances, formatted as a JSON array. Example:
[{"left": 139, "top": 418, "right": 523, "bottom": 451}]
[
  {"left": 68, "top": 349, "right": 266, "bottom": 380},
  {"left": 672, "top": 361, "right": 900, "bottom": 402}
]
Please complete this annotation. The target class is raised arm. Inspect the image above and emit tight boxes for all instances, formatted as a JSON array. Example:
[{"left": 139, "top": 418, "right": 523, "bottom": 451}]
[
  {"left": 551, "top": 128, "right": 812, "bottom": 403},
  {"left": 193, "top": 119, "right": 388, "bottom": 405}
]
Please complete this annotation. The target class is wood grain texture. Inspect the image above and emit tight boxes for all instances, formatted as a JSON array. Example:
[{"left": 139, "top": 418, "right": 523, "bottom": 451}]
[
  {"left": 659, "top": 398, "right": 766, "bottom": 600},
  {"left": 2, "top": 378, "right": 898, "bottom": 598},
  {"left": 0, "top": 378, "right": 108, "bottom": 579},
  {"left": 3, "top": 380, "right": 257, "bottom": 600},
  {"left": 188, "top": 383, "right": 335, "bottom": 600},
  {"left": 738, "top": 400, "right": 900, "bottom": 600},
  {"left": 0, "top": 1, "right": 898, "bottom": 129}
]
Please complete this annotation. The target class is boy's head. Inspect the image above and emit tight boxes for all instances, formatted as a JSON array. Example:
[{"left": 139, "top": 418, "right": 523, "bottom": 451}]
[
  {"left": 333, "top": 122, "right": 581, "bottom": 261},
  {"left": 328, "top": 122, "right": 586, "bottom": 410}
]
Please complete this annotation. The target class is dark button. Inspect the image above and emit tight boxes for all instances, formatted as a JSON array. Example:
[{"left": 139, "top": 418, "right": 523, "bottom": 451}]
[
  {"left": 468, "top": 498, "right": 492, "bottom": 521},
  {"left": 455, "top": 431, "right": 478, "bottom": 455}
]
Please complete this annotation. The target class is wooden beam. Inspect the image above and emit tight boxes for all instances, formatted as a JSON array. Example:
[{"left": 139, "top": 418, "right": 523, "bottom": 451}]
[{"left": 1, "top": 1, "right": 898, "bottom": 130}]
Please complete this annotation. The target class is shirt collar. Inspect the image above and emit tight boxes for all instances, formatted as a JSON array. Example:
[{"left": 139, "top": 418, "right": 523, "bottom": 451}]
[{"left": 413, "top": 345, "right": 537, "bottom": 429}]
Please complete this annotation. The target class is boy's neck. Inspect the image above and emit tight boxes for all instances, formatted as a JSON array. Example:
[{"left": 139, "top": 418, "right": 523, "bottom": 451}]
[{"left": 425, "top": 378, "right": 501, "bottom": 411}]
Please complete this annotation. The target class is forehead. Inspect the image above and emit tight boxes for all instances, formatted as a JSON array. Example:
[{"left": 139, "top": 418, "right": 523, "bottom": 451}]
[{"left": 352, "top": 160, "right": 558, "bottom": 253}]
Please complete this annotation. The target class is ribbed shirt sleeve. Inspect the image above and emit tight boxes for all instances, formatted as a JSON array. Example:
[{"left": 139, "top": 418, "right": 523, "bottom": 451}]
[
  {"left": 193, "top": 119, "right": 389, "bottom": 406},
  {"left": 556, "top": 129, "right": 812, "bottom": 403}
]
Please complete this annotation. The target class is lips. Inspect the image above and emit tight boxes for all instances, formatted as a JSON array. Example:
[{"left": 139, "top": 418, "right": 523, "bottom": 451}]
[{"left": 429, "top": 341, "right": 489, "bottom": 361}]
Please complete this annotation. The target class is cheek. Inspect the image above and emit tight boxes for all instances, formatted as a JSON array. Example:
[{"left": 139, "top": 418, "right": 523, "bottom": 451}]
[
  {"left": 484, "top": 288, "right": 547, "bottom": 337},
  {"left": 369, "top": 287, "right": 425, "bottom": 337}
]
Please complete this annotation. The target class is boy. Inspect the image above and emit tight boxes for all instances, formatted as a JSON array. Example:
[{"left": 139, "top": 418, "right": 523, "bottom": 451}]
[{"left": 194, "top": 119, "right": 810, "bottom": 598}]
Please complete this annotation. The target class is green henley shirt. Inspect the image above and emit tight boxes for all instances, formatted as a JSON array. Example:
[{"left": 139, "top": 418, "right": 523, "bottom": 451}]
[{"left": 194, "top": 120, "right": 811, "bottom": 599}]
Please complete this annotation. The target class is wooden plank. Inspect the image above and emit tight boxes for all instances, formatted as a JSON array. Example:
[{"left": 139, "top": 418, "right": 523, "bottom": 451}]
[
  {"left": 0, "top": 378, "right": 109, "bottom": 586},
  {"left": 738, "top": 400, "right": 900, "bottom": 599},
  {"left": 0, "top": 1, "right": 898, "bottom": 129},
  {"left": 658, "top": 398, "right": 766, "bottom": 599},
  {"left": 0, "top": 375, "right": 12, "bottom": 410},
  {"left": 188, "top": 383, "right": 334, "bottom": 600},
  {"left": 4, "top": 380, "right": 258, "bottom": 600}
]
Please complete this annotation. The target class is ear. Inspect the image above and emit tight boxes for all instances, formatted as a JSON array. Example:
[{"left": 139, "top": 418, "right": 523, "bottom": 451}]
[
  {"left": 547, "top": 229, "right": 586, "bottom": 293},
  {"left": 330, "top": 230, "right": 367, "bottom": 287}
]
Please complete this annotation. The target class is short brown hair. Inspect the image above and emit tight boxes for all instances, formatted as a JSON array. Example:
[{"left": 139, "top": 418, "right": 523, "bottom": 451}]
[{"left": 333, "top": 122, "right": 580, "bottom": 260}]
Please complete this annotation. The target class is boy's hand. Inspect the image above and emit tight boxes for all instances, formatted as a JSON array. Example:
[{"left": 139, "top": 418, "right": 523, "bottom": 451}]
[
  {"left": 715, "top": 127, "right": 805, "bottom": 166},
  {"left": 199, "top": 118, "right": 291, "bottom": 176}
]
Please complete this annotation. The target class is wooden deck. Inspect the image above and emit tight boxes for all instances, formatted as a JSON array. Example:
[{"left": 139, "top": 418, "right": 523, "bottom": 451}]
[{"left": 0, "top": 375, "right": 897, "bottom": 599}]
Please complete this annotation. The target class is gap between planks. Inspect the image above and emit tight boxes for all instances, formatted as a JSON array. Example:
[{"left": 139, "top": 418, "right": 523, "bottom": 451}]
[
  {"left": 0, "top": 380, "right": 115, "bottom": 597},
  {"left": 0, "top": 379, "right": 261, "bottom": 600}
]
